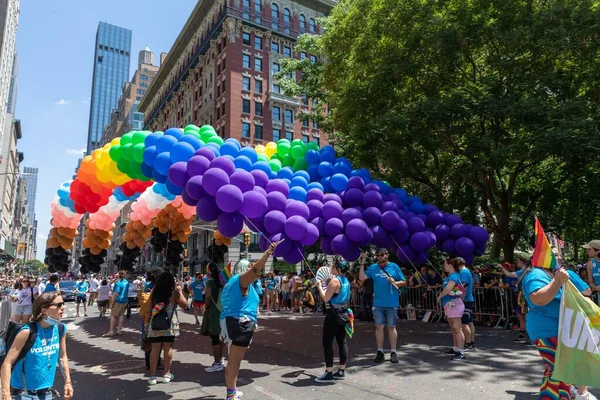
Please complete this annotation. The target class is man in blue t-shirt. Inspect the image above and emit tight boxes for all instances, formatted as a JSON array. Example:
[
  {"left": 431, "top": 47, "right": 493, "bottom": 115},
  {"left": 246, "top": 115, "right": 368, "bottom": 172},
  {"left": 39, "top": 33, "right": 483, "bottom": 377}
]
[
  {"left": 359, "top": 248, "right": 406, "bottom": 364},
  {"left": 75, "top": 276, "right": 89, "bottom": 318},
  {"left": 190, "top": 272, "right": 206, "bottom": 325},
  {"left": 104, "top": 270, "right": 130, "bottom": 337},
  {"left": 458, "top": 261, "right": 475, "bottom": 350}
]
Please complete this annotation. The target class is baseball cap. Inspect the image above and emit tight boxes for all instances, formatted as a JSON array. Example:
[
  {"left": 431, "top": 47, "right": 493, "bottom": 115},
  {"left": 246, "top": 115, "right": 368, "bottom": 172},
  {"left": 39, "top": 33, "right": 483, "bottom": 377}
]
[
  {"left": 582, "top": 240, "right": 600, "bottom": 250},
  {"left": 376, "top": 248, "right": 389, "bottom": 255}
]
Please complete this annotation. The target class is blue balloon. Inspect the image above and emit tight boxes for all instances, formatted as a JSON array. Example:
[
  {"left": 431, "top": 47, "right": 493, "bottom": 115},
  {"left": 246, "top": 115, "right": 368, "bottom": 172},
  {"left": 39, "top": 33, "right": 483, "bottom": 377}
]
[
  {"left": 321, "top": 177, "right": 332, "bottom": 192},
  {"left": 305, "top": 150, "right": 320, "bottom": 165},
  {"left": 224, "top": 138, "right": 241, "bottom": 150},
  {"left": 153, "top": 170, "right": 168, "bottom": 184},
  {"left": 239, "top": 147, "right": 258, "bottom": 164},
  {"left": 291, "top": 176, "right": 308, "bottom": 189},
  {"left": 170, "top": 142, "right": 195, "bottom": 163},
  {"left": 164, "top": 127, "right": 183, "bottom": 139},
  {"left": 220, "top": 142, "right": 240, "bottom": 158},
  {"left": 204, "top": 145, "right": 221, "bottom": 157},
  {"left": 318, "top": 162, "right": 334, "bottom": 177},
  {"left": 289, "top": 187, "right": 307, "bottom": 202},
  {"left": 165, "top": 178, "right": 183, "bottom": 195},
  {"left": 270, "top": 171, "right": 277, "bottom": 179},
  {"left": 320, "top": 145, "right": 335, "bottom": 154},
  {"left": 277, "top": 167, "right": 294, "bottom": 180},
  {"left": 333, "top": 162, "right": 352, "bottom": 176},
  {"left": 396, "top": 188, "right": 409, "bottom": 203},
  {"left": 320, "top": 151, "right": 336, "bottom": 163},
  {"left": 234, "top": 156, "right": 253, "bottom": 171},
  {"left": 156, "top": 134, "right": 178, "bottom": 153},
  {"left": 252, "top": 161, "right": 272, "bottom": 176},
  {"left": 335, "top": 157, "right": 351, "bottom": 166},
  {"left": 307, "top": 182, "right": 324, "bottom": 192},
  {"left": 143, "top": 146, "right": 158, "bottom": 165},
  {"left": 307, "top": 165, "right": 320, "bottom": 181},
  {"left": 179, "top": 134, "right": 203, "bottom": 150},
  {"left": 410, "top": 202, "right": 425, "bottom": 215},
  {"left": 294, "top": 170, "right": 310, "bottom": 182},
  {"left": 154, "top": 152, "right": 173, "bottom": 176},
  {"left": 282, "top": 178, "right": 292, "bottom": 186},
  {"left": 140, "top": 162, "right": 154, "bottom": 178},
  {"left": 144, "top": 132, "right": 162, "bottom": 147},
  {"left": 330, "top": 173, "right": 349, "bottom": 191}
]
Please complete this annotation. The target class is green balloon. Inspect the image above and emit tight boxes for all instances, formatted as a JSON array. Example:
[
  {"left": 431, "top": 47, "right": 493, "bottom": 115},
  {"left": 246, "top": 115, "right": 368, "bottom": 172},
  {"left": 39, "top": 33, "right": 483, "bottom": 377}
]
[
  {"left": 277, "top": 142, "right": 291, "bottom": 157},
  {"left": 117, "top": 158, "right": 130, "bottom": 174},
  {"left": 132, "top": 131, "right": 147, "bottom": 145},
  {"left": 293, "top": 158, "right": 308, "bottom": 171},
  {"left": 257, "top": 154, "right": 269, "bottom": 163},
  {"left": 137, "top": 173, "right": 151, "bottom": 182},
  {"left": 290, "top": 144, "right": 305, "bottom": 160},
  {"left": 271, "top": 153, "right": 283, "bottom": 162},
  {"left": 306, "top": 141, "right": 319, "bottom": 151},
  {"left": 127, "top": 161, "right": 143, "bottom": 179},
  {"left": 132, "top": 143, "right": 145, "bottom": 163},
  {"left": 207, "top": 135, "right": 224, "bottom": 146},
  {"left": 184, "top": 124, "right": 199, "bottom": 133},
  {"left": 199, "top": 125, "right": 215, "bottom": 134},
  {"left": 121, "top": 143, "right": 133, "bottom": 161},
  {"left": 120, "top": 132, "right": 134, "bottom": 146},
  {"left": 269, "top": 159, "right": 282, "bottom": 172},
  {"left": 185, "top": 131, "right": 201, "bottom": 140},
  {"left": 109, "top": 145, "right": 122, "bottom": 162},
  {"left": 291, "top": 139, "right": 303, "bottom": 147},
  {"left": 282, "top": 154, "right": 294, "bottom": 167},
  {"left": 201, "top": 131, "right": 217, "bottom": 143},
  {"left": 277, "top": 139, "right": 290, "bottom": 145}
]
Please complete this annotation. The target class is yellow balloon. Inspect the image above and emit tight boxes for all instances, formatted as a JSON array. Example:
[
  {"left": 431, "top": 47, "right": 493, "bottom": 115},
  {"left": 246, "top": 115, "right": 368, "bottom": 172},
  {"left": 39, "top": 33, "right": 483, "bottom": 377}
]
[
  {"left": 97, "top": 169, "right": 112, "bottom": 183},
  {"left": 256, "top": 145, "right": 266, "bottom": 154},
  {"left": 92, "top": 148, "right": 102, "bottom": 160},
  {"left": 266, "top": 142, "right": 277, "bottom": 151},
  {"left": 111, "top": 138, "right": 121, "bottom": 146}
]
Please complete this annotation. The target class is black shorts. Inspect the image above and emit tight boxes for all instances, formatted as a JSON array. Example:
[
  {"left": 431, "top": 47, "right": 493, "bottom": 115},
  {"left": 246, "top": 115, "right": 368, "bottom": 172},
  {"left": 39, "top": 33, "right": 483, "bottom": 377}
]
[
  {"left": 148, "top": 336, "right": 175, "bottom": 343},
  {"left": 97, "top": 300, "right": 109, "bottom": 307},
  {"left": 462, "top": 301, "right": 474, "bottom": 324},
  {"left": 76, "top": 295, "right": 87, "bottom": 304},
  {"left": 220, "top": 316, "right": 256, "bottom": 347}
]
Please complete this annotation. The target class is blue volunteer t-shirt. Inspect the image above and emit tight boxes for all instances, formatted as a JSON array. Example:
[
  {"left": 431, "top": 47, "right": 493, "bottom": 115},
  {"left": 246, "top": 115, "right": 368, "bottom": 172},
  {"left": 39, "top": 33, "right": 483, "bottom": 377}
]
[
  {"left": 76, "top": 281, "right": 89, "bottom": 296},
  {"left": 43, "top": 283, "right": 57, "bottom": 293},
  {"left": 441, "top": 272, "right": 462, "bottom": 307},
  {"left": 220, "top": 274, "right": 260, "bottom": 323},
  {"left": 113, "top": 279, "right": 130, "bottom": 304},
  {"left": 330, "top": 276, "right": 350, "bottom": 305},
  {"left": 523, "top": 268, "right": 589, "bottom": 341},
  {"left": 505, "top": 275, "right": 518, "bottom": 291},
  {"left": 459, "top": 268, "right": 474, "bottom": 302},
  {"left": 253, "top": 279, "right": 263, "bottom": 296},
  {"left": 365, "top": 262, "right": 405, "bottom": 308},
  {"left": 592, "top": 259, "right": 600, "bottom": 286},
  {"left": 265, "top": 278, "right": 276, "bottom": 290},
  {"left": 10, "top": 322, "right": 67, "bottom": 390},
  {"left": 189, "top": 280, "right": 205, "bottom": 301}
]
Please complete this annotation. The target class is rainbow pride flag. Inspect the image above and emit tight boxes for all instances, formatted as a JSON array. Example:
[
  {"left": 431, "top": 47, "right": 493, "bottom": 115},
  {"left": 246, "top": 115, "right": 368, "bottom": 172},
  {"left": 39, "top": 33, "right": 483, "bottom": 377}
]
[
  {"left": 345, "top": 309, "right": 355, "bottom": 338},
  {"left": 219, "top": 262, "right": 232, "bottom": 286},
  {"left": 531, "top": 217, "right": 558, "bottom": 270}
]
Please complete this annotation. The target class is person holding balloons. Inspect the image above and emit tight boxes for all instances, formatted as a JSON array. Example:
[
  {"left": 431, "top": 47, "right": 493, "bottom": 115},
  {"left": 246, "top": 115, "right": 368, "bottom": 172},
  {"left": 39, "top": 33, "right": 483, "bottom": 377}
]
[
  {"left": 314, "top": 260, "right": 351, "bottom": 384},
  {"left": 219, "top": 240, "right": 282, "bottom": 400}
]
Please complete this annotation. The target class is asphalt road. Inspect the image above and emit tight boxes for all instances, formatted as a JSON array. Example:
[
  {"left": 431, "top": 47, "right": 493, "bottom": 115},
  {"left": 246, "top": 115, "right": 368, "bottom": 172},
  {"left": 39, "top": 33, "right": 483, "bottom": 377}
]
[{"left": 54, "top": 301, "right": 595, "bottom": 400}]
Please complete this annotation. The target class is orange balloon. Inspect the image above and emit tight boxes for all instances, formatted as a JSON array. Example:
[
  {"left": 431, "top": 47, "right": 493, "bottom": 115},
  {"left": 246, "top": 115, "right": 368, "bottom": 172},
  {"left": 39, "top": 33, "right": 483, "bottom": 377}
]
[
  {"left": 141, "top": 229, "right": 152, "bottom": 239},
  {"left": 134, "top": 238, "right": 146, "bottom": 248},
  {"left": 82, "top": 238, "right": 93, "bottom": 248},
  {"left": 123, "top": 233, "right": 131, "bottom": 242},
  {"left": 90, "top": 246, "right": 102, "bottom": 255},
  {"left": 223, "top": 238, "right": 232, "bottom": 246},
  {"left": 92, "top": 236, "right": 103, "bottom": 246},
  {"left": 159, "top": 225, "right": 169, "bottom": 234},
  {"left": 215, "top": 238, "right": 223, "bottom": 246},
  {"left": 47, "top": 237, "right": 60, "bottom": 248},
  {"left": 126, "top": 241, "right": 136, "bottom": 250},
  {"left": 50, "top": 228, "right": 59, "bottom": 237}
]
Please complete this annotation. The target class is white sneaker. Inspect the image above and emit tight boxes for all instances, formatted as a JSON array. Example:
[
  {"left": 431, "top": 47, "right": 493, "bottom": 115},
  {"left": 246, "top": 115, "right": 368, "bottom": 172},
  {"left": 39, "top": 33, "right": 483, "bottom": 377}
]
[
  {"left": 234, "top": 390, "right": 243, "bottom": 399},
  {"left": 205, "top": 362, "right": 224, "bottom": 373}
]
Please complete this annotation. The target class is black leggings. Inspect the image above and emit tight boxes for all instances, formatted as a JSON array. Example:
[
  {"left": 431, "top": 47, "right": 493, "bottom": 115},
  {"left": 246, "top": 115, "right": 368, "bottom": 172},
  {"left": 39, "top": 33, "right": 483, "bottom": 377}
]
[{"left": 322, "top": 309, "right": 348, "bottom": 368}]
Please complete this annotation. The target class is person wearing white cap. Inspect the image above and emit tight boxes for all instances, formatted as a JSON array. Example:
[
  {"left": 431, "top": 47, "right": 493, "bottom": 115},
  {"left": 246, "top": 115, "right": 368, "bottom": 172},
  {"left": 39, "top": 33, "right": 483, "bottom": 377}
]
[{"left": 583, "top": 240, "right": 600, "bottom": 302}]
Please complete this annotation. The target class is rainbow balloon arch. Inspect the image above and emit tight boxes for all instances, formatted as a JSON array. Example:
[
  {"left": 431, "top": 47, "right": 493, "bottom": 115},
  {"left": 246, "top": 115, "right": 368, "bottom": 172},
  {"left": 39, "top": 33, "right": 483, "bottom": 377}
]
[{"left": 45, "top": 125, "right": 489, "bottom": 274}]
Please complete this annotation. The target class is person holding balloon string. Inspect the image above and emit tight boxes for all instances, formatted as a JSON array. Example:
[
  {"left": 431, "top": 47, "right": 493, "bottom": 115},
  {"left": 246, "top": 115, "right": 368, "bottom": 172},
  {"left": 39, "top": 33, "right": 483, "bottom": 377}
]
[
  {"left": 437, "top": 258, "right": 467, "bottom": 361},
  {"left": 314, "top": 260, "right": 351, "bottom": 384}
]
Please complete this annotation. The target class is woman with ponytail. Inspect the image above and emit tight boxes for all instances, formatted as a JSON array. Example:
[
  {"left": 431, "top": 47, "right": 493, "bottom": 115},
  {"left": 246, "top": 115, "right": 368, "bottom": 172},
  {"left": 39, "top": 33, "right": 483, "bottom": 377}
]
[{"left": 201, "top": 262, "right": 226, "bottom": 373}]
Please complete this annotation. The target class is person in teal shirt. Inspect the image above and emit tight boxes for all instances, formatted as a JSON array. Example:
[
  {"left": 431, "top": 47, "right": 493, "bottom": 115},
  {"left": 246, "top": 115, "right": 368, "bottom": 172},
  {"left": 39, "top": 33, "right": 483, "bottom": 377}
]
[
  {"left": 438, "top": 258, "right": 466, "bottom": 361},
  {"left": 458, "top": 260, "right": 475, "bottom": 350},
  {"left": 359, "top": 249, "right": 406, "bottom": 364},
  {"left": 522, "top": 265, "right": 591, "bottom": 400},
  {"left": 190, "top": 272, "right": 206, "bottom": 325},
  {"left": 219, "top": 240, "right": 282, "bottom": 400},
  {"left": 44, "top": 275, "right": 60, "bottom": 293},
  {"left": 104, "top": 270, "right": 130, "bottom": 337},
  {"left": 75, "top": 276, "right": 89, "bottom": 318}
]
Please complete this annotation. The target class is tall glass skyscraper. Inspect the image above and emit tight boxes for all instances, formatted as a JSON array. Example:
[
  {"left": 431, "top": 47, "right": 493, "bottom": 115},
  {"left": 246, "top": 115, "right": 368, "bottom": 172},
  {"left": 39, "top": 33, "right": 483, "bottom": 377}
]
[{"left": 86, "top": 22, "right": 132, "bottom": 153}]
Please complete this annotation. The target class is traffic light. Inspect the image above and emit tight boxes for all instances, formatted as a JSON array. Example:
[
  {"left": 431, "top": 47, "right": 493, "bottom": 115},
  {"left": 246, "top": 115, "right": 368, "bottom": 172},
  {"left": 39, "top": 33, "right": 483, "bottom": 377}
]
[{"left": 244, "top": 233, "right": 251, "bottom": 247}]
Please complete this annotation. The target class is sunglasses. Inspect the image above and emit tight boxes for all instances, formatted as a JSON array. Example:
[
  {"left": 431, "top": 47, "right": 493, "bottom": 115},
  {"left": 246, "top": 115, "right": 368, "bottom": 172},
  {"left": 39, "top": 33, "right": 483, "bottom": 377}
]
[
  {"left": 49, "top": 302, "right": 65, "bottom": 308},
  {"left": 377, "top": 253, "right": 387, "bottom": 257}
]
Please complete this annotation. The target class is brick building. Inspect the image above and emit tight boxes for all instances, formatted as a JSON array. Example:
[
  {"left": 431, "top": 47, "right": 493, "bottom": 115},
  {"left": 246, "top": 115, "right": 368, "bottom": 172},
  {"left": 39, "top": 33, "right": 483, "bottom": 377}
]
[{"left": 138, "top": 0, "right": 335, "bottom": 148}]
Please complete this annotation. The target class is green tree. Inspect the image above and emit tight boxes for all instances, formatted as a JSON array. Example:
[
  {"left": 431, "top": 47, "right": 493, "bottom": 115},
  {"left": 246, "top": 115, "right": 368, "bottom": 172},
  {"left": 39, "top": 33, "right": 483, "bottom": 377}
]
[{"left": 283, "top": 0, "right": 600, "bottom": 261}]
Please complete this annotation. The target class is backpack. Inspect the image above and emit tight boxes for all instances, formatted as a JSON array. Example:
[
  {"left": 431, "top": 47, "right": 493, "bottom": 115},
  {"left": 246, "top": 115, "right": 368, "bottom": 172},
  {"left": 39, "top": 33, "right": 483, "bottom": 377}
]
[
  {"left": 151, "top": 303, "right": 176, "bottom": 331},
  {"left": 138, "top": 291, "right": 151, "bottom": 319},
  {"left": 0, "top": 321, "right": 65, "bottom": 371}
]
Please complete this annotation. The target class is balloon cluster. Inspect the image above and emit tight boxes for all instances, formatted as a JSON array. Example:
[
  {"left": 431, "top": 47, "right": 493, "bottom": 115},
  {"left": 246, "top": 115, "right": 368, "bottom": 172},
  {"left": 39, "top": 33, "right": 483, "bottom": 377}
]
[
  {"left": 207, "top": 236, "right": 229, "bottom": 264},
  {"left": 152, "top": 200, "right": 194, "bottom": 244},
  {"left": 213, "top": 230, "right": 232, "bottom": 246},
  {"left": 46, "top": 227, "right": 77, "bottom": 250},
  {"left": 106, "top": 132, "right": 153, "bottom": 182},
  {"left": 82, "top": 220, "right": 113, "bottom": 255},
  {"left": 44, "top": 227, "right": 77, "bottom": 273},
  {"left": 114, "top": 242, "right": 142, "bottom": 271},
  {"left": 78, "top": 247, "right": 107, "bottom": 273},
  {"left": 51, "top": 182, "right": 83, "bottom": 229},
  {"left": 123, "top": 220, "right": 152, "bottom": 249},
  {"left": 432, "top": 219, "right": 489, "bottom": 265},
  {"left": 44, "top": 247, "right": 72, "bottom": 273}
]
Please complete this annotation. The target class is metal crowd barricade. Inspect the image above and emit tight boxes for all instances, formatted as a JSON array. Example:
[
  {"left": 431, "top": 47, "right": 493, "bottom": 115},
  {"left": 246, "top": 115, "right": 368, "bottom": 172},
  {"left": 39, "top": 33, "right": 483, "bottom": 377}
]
[
  {"left": 0, "top": 299, "right": 11, "bottom": 335},
  {"left": 398, "top": 287, "right": 444, "bottom": 322},
  {"left": 472, "top": 287, "right": 508, "bottom": 328}
]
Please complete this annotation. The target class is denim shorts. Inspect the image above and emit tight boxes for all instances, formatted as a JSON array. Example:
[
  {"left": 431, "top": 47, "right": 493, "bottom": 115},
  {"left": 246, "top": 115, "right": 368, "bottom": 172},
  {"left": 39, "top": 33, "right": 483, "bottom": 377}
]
[{"left": 372, "top": 307, "right": 398, "bottom": 327}]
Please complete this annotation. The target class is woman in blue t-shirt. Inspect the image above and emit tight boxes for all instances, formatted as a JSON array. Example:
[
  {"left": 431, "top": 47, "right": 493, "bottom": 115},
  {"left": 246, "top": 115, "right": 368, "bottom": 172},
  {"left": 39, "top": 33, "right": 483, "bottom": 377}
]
[
  {"left": 1, "top": 292, "right": 73, "bottom": 400},
  {"left": 437, "top": 258, "right": 466, "bottom": 361},
  {"left": 314, "top": 260, "right": 351, "bottom": 384},
  {"left": 219, "top": 240, "right": 281, "bottom": 400}
]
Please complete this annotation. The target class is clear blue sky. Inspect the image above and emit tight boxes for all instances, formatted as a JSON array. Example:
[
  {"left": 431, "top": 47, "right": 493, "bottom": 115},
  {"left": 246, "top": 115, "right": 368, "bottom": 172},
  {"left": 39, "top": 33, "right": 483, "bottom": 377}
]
[{"left": 16, "top": 0, "right": 197, "bottom": 260}]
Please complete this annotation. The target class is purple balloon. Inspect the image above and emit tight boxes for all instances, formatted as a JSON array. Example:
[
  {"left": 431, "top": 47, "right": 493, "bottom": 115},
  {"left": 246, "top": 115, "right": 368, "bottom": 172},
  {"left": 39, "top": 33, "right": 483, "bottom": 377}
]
[
  {"left": 312, "top": 217, "right": 326, "bottom": 236},
  {"left": 442, "top": 239, "right": 456, "bottom": 255},
  {"left": 446, "top": 214, "right": 463, "bottom": 227},
  {"left": 187, "top": 155, "right": 210, "bottom": 177},
  {"left": 323, "top": 193, "right": 342, "bottom": 205},
  {"left": 391, "top": 224, "right": 410, "bottom": 245},
  {"left": 344, "top": 188, "right": 363, "bottom": 207},
  {"left": 434, "top": 224, "right": 451, "bottom": 242},
  {"left": 196, "top": 196, "right": 220, "bottom": 222},
  {"left": 396, "top": 245, "right": 414, "bottom": 263},
  {"left": 266, "top": 179, "right": 290, "bottom": 197},
  {"left": 450, "top": 223, "right": 469, "bottom": 239},
  {"left": 413, "top": 252, "right": 429, "bottom": 265},
  {"left": 264, "top": 211, "right": 286, "bottom": 234},
  {"left": 209, "top": 156, "right": 236, "bottom": 176},
  {"left": 372, "top": 225, "right": 392, "bottom": 248},
  {"left": 167, "top": 162, "right": 189, "bottom": 187},
  {"left": 381, "top": 211, "right": 401, "bottom": 231},
  {"left": 342, "top": 246, "right": 362, "bottom": 262},
  {"left": 455, "top": 237, "right": 475, "bottom": 257},
  {"left": 258, "top": 233, "right": 270, "bottom": 251},
  {"left": 306, "top": 188, "right": 325, "bottom": 202},
  {"left": 424, "top": 204, "right": 438, "bottom": 215},
  {"left": 194, "top": 147, "right": 216, "bottom": 161},
  {"left": 475, "top": 244, "right": 486, "bottom": 256},
  {"left": 217, "top": 211, "right": 244, "bottom": 237},
  {"left": 181, "top": 187, "right": 198, "bottom": 207},
  {"left": 240, "top": 191, "right": 268, "bottom": 218},
  {"left": 469, "top": 226, "right": 489, "bottom": 246},
  {"left": 284, "top": 243, "right": 305, "bottom": 264},
  {"left": 246, "top": 215, "right": 265, "bottom": 233},
  {"left": 322, "top": 201, "right": 343, "bottom": 220},
  {"left": 381, "top": 201, "right": 397, "bottom": 213},
  {"left": 250, "top": 169, "right": 269, "bottom": 188},
  {"left": 186, "top": 175, "right": 207, "bottom": 200},
  {"left": 410, "top": 232, "right": 430, "bottom": 252},
  {"left": 307, "top": 200, "right": 323, "bottom": 219},
  {"left": 347, "top": 176, "right": 365, "bottom": 190},
  {"left": 216, "top": 184, "right": 244, "bottom": 213},
  {"left": 363, "top": 207, "right": 382, "bottom": 227},
  {"left": 253, "top": 186, "right": 267, "bottom": 196},
  {"left": 300, "top": 223, "right": 319, "bottom": 246},
  {"left": 341, "top": 208, "right": 362, "bottom": 225},
  {"left": 230, "top": 170, "right": 255, "bottom": 193},
  {"left": 284, "top": 200, "right": 310, "bottom": 219},
  {"left": 266, "top": 191, "right": 287, "bottom": 212},
  {"left": 285, "top": 216, "right": 308, "bottom": 241},
  {"left": 203, "top": 168, "right": 230, "bottom": 196},
  {"left": 331, "top": 234, "right": 352, "bottom": 255},
  {"left": 346, "top": 219, "right": 370, "bottom": 243},
  {"left": 363, "top": 183, "right": 380, "bottom": 192},
  {"left": 425, "top": 230, "right": 437, "bottom": 247},
  {"left": 363, "top": 190, "right": 383, "bottom": 209},
  {"left": 271, "top": 233, "right": 292, "bottom": 257},
  {"left": 428, "top": 211, "right": 444, "bottom": 227},
  {"left": 463, "top": 254, "right": 475, "bottom": 266},
  {"left": 325, "top": 218, "right": 344, "bottom": 237},
  {"left": 407, "top": 217, "right": 425, "bottom": 233},
  {"left": 321, "top": 236, "right": 334, "bottom": 255}
]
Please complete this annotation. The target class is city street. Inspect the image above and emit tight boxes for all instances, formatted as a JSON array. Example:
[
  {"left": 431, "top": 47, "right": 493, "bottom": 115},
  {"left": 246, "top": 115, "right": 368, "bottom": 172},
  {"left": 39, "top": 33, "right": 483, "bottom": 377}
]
[{"left": 55, "top": 302, "right": 582, "bottom": 400}]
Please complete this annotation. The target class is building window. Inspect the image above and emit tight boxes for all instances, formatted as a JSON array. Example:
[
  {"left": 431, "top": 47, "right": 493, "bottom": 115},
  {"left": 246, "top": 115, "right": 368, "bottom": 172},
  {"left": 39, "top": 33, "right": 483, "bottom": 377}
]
[
  {"left": 309, "top": 18, "right": 316, "bottom": 33},
  {"left": 285, "top": 109, "right": 293, "bottom": 123},
  {"left": 273, "top": 129, "right": 280, "bottom": 141},
  {"left": 243, "top": 32, "right": 251, "bottom": 46},
  {"left": 242, "top": 122, "right": 251, "bottom": 138},
  {"left": 271, "top": 3, "right": 279, "bottom": 30},
  {"left": 283, "top": 8, "right": 291, "bottom": 33},
  {"left": 136, "top": 96, "right": 142, "bottom": 101},
  {"left": 255, "top": 125, "right": 263, "bottom": 139},
  {"left": 255, "top": 101, "right": 263, "bottom": 116},
  {"left": 243, "top": 0, "right": 251, "bottom": 19},
  {"left": 140, "top": 82, "right": 148, "bottom": 88},
  {"left": 242, "top": 99, "right": 251, "bottom": 114},
  {"left": 302, "top": 135, "right": 309, "bottom": 143},
  {"left": 255, "top": 57, "right": 262, "bottom": 72},
  {"left": 140, "top": 74, "right": 148, "bottom": 81},
  {"left": 286, "top": 131, "right": 293, "bottom": 140},
  {"left": 242, "top": 54, "right": 251, "bottom": 68},
  {"left": 312, "top": 99, "right": 318, "bottom": 108},
  {"left": 310, "top": 55, "right": 317, "bottom": 64},
  {"left": 222, "top": 58, "right": 226, "bottom": 70},
  {"left": 313, "top": 137, "right": 319, "bottom": 146},
  {"left": 273, "top": 62, "right": 280, "bottom": 74},
  {"left": 242, "top": 76, "right": 251, "bottom": 91},
  {"left": 302, "top": 119, "right": 309, "bottom": 127},
  {"left": 299, "top": 14, "right": 307, "bottom": 33},
  {"left": 300, "top": 52, "right": 306, "bottom": 60},
  {"left": 254, "top": 0, "right": 262, "bottom": 23},
  {"left": 222, "top": 102, "right": 226, "bottom": 117},
  {"left": 283, "top": 46, "right": 292, "bottom": 57},
  {"left": 302, "top": 96, "right": 308, "bottom": 106},
  {"left": 97, "top": 56, "right": 103, "bottom": 63},
  {"left": 255, "top": 36, "right": 262, "bottom": 50},
  {"left": 273, "top": 83, "right": 280, "bottom": 93},
  {"left": 272, "top": 106, "right": 281, "bottom": 121},
  {"left": 255, "top": 79, "right": 263, "bottom": 93},
  {"left": 313, "top": 120, "right": 318, "bottom": 129},
  {"left": 136, "top": 89, "right": 145, "bottom": 95}
]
